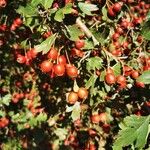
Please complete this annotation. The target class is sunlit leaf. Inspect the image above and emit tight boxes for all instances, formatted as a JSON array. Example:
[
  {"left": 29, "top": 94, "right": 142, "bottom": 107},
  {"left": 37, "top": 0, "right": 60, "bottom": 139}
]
[
  {"left": 86, "top": 56, "right": 103, "bottom": 71},
  {"left": 137, "top": 70, "right": 150, "bottom": 84},
  {"left": 35, "top": 34, "right": 57, "bottom": 54},
  {"left": 113, "top": 115, "right": 150, "bottom": 150},
  {"left": 78, "top": 2, "right": 98, "bottom": 16},
  {"left": 71, "top": 102, "right": 81, "bottom": 121}
]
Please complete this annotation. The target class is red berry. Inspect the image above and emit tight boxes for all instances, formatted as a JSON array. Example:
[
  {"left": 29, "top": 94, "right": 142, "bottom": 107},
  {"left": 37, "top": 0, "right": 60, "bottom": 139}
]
[
  {"left": 0, "top": 24, "right": 7, "bottom": 31},
  {"left": 47, "top": 48, "right": 58, "bottom": 60},
  {"left": 113, "top": 2, "right": 122, "bottom": 12},
  {"left": 105, "top": 73, "right": 116, "bottom": 85},
  {"left": 43, "top": 31, "right": 52, "bottom": 38},
  {"left": 99, "top": 113, "right": 107, "bottom": 123},
  {"left": 120, "top": 20, "right": 129, "bottom": 29},
  {"left": 40, "top": 60, "right": 53, "bottom": 73},
  {"left": 112, "top": 33, "right": 120, "bottom": 41},
  {"left": 14, "top": 18, "right": 22, "bottom": 26},
  {"left": 10, "top": 24, "right": 16, "bottom": 31},
  {"left": 108, "top": 7, "right": 116, "bottom": 17},
  {"left": 0, "top": 0, "right": 7, "bottom": 7},
  {"left": 89, "top": 144, "right": 96, "bottom": 150},
  {"left": 116, "top": 75, "right": 126, "bottom": 84},
  {"left": 122, "top": 41, "right": 129, "bottom": 48},
  {"left": 89, "top": 129, "right": 97, "bottom": 136},
  {"left": 67, "top": 92, "right": 78, "bottom": 104},
  {"left": 77, "top": 87, "right": 88, "bottom": 100},
  {"left": 106, "top": 68, "right": 114, "bottom": 74},
  {"left": 58, "top": 55, "right": 67, "bottom": 65},
  {"left": 135, "top": 81, "right": 145, "bottom": 88},
  {"left": 17, "top": 54, "right": 26, "bottom": 64},
  {"left": 75, "top": 40, "right": 85, "bottom": 49},
  {"left": 53, "top": 64, "right": 65, "bottom": 76},
  {"left": 91, "top": 114, "right": 100, "bottom": 124},
  {"left": 131, "top": 70, "right": 139, "bottom": 79},
  {"left": 66, "top": 65, "right": 78, "bottom": 78},
  {"left": 29, "top": 48, "right": 38, "bottom": 59},
  {"left": 71, "top": 48, "right": 84, "bottom": 57},
  {"left": 143, "top": 66, "right": 150, "bottom": 71},
  {"left": 102, "top": 123, "right": 110, "bottom": 133},
  {"left": 116, "top": 27, "right": 124, "bottom": 34}
]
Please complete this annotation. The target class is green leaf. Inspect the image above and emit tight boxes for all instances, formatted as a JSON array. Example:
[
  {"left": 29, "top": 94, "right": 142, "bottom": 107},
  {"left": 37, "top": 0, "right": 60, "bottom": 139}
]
[
  {"left": 137, "top": 70, "right": 150, "bottom": 84},
  {"left": 0, "top": 110, "right": 5, "bottom": 117},
  {"left": 42, "top": 0, "right": 54, "bottom": 9},
  {"left": 113, "top": 63, "right": 122, "bottom": 76},
  {"left": 31, "top": 0, "right": 54, "bottom": 9},
  {"left": 147, "top": 11, "right": 150, "bottom": 20},
  {"left": 1, "top": 94, "right": 11, "bottom": 106},
  {"left": 66, "top": 25, "right": 83, "bottom": 41},
  {"left": 91, "top": 25, "right": 110, "bottom": 45},
  {"left": 54, "top": 9, "right": 64, "bottom": 22},
  {"left": 36, "top": 113, "right": 47, "bottom": 122},
  {"left": 135, "top": 116, "right": 149, "bottom": 148},
  {"left": 63, "top": 3, "right": 73, "bottom": 14},
  {"left": 141, "top": 21, "right": 150, "bottom": 40},
  {"left": 86, "top": 56, "right": 103, "bottom": 71},
  {"left": 24, "top": 17, "right": 39, "bottom": 30},
  {"left": 83, "top": 39, "right": 95, "bottom": 50},
  {"left": 78, "top": 2, "right": 98, "bottom": 16},
  {"left": 35, "top": 34, "right": 57, "bottom": 54},
  {"left": 54, "top": 3, "right": 72, "bottom": 22},
  {"left": 31, "top": 0, "right": 42, "bottom": 6},
  {"left": 100, "top": 70, "right": 105, "bottom": 81},
  {"left": 54, "top": 128, "right": 68, "bottom": 140},
  {"left": 85, "top": 74, "right": 98, "bottom": 89},
  {"left": 71, "top": 102, "right": 81, "bottom": 121},
  {"left": 17, "top": 4, "right": 38, "bottom": 17},
  {"left": 113, "top": 115, "right": 150, "bottom": 150},
  {"left": 102, "top": 6, "right": 108, "bottom": 21}
]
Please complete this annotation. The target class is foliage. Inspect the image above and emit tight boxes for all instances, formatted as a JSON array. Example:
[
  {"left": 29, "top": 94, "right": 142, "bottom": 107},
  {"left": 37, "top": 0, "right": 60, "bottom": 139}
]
[{"left": 0, "top": 0, "right": 150, "bottom": 149}]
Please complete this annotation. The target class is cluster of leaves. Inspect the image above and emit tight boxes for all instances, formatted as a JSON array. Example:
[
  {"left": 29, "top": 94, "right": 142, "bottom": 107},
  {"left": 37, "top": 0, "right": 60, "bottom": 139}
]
[{"left": 0, "top": 0, "right": 150, "bottom": 149}]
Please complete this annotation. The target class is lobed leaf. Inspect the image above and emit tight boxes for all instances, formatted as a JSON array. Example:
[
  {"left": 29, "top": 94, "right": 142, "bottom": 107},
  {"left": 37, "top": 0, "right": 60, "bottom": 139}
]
[
  {"left": 78, "top": 2, "right": 98, "bottom": 16},
  {"left": 35, "top": 34, "right": 57, "bottom": 54},
  {"left": 137, "top": 70, "right": 150, "bottom": 84}
]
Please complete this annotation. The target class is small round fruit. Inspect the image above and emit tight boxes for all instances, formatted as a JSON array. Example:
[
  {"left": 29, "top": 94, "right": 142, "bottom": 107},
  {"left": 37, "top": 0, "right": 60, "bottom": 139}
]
[
  {"left": 113, "top": 2, "right": 122, "bottom": 12},
  {"left": 68, "top": 135, "right": 75, "bottom": 143},
  {"left": 99, "top": 113, "right": 107, "bottom": 123},
  {"left": 75, "top": 40, "right": 85, "bottom": 49},
  {"left": 47, "top": 48, "right": 58, "bottom": 60},
  {"left": 89, "top": 144, "right": 96, "bottom": 150},
  {"left": 77, "top": 87, "right": 88, "bottom": 100},
  {"left": 112, "top": 33, "right": 120, "bottom": 41},
  {"left": 135, "top": 81, "right": 145, "bottom": 88},
  {"left": 17, "top": 55, "right": 26, "bottom": 64},
  {"left": 108, "top": 7, "right": 116, "bottom": 17},
  {"left": 116, "top": 75, "right": 126, "bottom": 84},
  {"left": 91, "top": 114, "right": 100, "bottom": 124},
  {"left": 71, "top": 48, "right": 84, "bottom": 57},
  {"left": 105, "top": 73, "right": 116, "bottom": 85},
  {"left": 29, "top": 48, "right": 38, "bottom": 59},
  {"left": 106, "top": 68, "right": 114, "bottom": 74},
  {"left": 102, "top": 123, "right": 110, "bottom": 133},
  {"left": 14, "top": 18, "right": 22, "bottom": 26},
  {"left": 89, "top": 129, "right": 97, "bottom": 136},
  {"left": 40, "top": 60, "right": 53, "bottom": 73},
  {"left": 143, "top": 65, "right": 150, "bottom": 71},
  {"left": 131, "top": 70, "right": 139, "bottom": 79},
  {"left": 66, "top": 65, "right": 78, "bottom": 78},
  {"left": 68, "top": 92, "right": 78, "bottom": 104},
  {"left": 53, "top": 64, "right": 65, "bottom": 76},
  {"left": 58, "top": 55, "right": 67, "bottom": 65}
]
